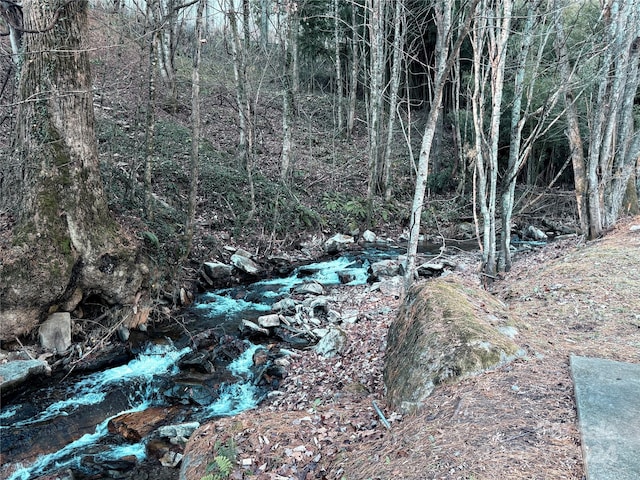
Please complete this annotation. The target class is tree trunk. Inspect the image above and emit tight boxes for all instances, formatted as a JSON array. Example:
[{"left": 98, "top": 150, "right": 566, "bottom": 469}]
[
  {"left": 333, "top": 0, "right": 344, "bottom": 133},
  {"left": 144, "top": 0, "right": 158, "bottom": 220},
  {"left": 184, "top": 0, "right": 206, "bottom": 258},
  {"left": 366, "top": 0, "right": 384, "bottom": 206},
  {"left": 0, "top": 0, "right": 146, "bottom": 341},
  {"left": 346, "top": 0, "right": 360, "bottom": 138},
  {"left": 280, "top": 1, "right": 298, "bottom": 180},
  {"left": 404, "top": 0, "right": 473, "bottom": 289},
  {"left": 471, "top": 0, "right": 512, "bottom": 278},
  {"left": 382, "top": 0, "right": 404, "bottom": 202}
]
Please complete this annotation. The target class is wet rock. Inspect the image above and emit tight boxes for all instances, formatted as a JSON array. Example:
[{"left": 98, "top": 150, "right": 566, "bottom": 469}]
[
  {"left": 179, "top": 351, "right": 215, "bottom": 373},
  {"left": 159, "top": 450, "right": 183, "bottom": 467},
  {"left": 252, "top": 348, "right": 269, "bottom": 366},
  {"left": 323, "top": 233, "right": 354, "bottom": 254},
  {"left": 293, "top": 282, "right": 324, "bottom": 295},
  {"left": 108, "top": 407, "right": 178, "bottom": 442},
  {"left": 33, "top": 468, "right": 76, "bottom": 480},
  {"left": 314, "top": 327, "right": 348, "bottom": 357},
  {"left": 370, "top": 259, "right": 401, "bottom": 278},
  {"left": 272, "top": 297, "right": 297, "bottom": 314},
  {"left": 0, "top": 358, "right": 50, "bottom": 393},
  {"left": 241, "top": 319, "right": 269, "bottom": 336},
  {"left": 362, "top": 230, "right": 377, "bottom": 242},
  {"left": 337, "top": 271, "right": 356, "bottom": 283},
  {"left": 384, "top": 278, "right": 524, "bottom": 414},
  {"left": 157, "top": 422, "right": 200, "bottom": 446},
  {"left": 117, "top": 325, "right": 130, "bottom": 342},
  {"left": 39, "top": 312, "right": 72, "bottom": 353},
  {"left": 202, "top": 261, "right": 233, "bottom": 280},
  {"left": 257, "top": 313, "right": 281, "bottom": 328},
  {"left": 230, "top": 252, "right": 261, "bottom": 275}
]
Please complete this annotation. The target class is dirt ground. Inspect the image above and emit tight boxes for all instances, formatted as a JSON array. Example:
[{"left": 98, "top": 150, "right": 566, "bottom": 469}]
[{"left": 182, "top": 216, "right": 640, "bottom": 480}]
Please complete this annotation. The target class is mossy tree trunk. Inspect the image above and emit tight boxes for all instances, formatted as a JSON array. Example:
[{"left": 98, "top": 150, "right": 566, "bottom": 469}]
[{"left": 0, "top": 0, "right": 146, "bottom": 342}]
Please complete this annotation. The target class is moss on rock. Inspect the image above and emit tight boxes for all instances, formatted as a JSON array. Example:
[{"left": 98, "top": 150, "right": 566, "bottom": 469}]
[{"left": 384, "top": 278, "right": 523, "bottom": 414}]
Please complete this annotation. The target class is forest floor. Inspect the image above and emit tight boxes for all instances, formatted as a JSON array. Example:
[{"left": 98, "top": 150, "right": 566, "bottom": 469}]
[{"left": 183, "top": 216, "right": 640, "bottom": 480}]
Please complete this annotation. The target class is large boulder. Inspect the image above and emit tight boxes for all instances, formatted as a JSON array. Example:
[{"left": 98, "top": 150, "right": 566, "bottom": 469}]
[{"left": 384, "top": 278, "right": 523, "bottom": 414}]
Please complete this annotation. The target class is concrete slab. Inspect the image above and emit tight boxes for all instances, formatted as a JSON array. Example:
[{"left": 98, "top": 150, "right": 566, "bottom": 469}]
[{"left": 570, "top": 356, "right": 640, "bottom": 480}]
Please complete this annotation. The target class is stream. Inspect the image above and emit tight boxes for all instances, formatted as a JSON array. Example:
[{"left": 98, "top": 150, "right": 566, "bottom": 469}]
[{"left": 1, "top": 246, "right": 412, "bottom": 480}]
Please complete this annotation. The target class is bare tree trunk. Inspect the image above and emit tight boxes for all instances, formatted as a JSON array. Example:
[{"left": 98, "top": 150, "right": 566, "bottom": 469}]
[
  {"left": 366, "top": 0, "right": 384, "bottom": 206},
  {"left": 347, "top": 0, "right": 360, "bottom": 138},
  {"left": 228, "top": 0, "right": 256, "bottom": 218},
  {"left": 280, "top": 0, "right": 298, "bottom": 180},
  {"left": 499, "top": 0, "right": 538, "bottom": 271},
  {"left": 554, "top": 0, "right": 640, "bottom": 238},
  {"left": 333, "top": 0, "right": 344, "bottom": 133},
  {"left": 471, "top": 0, "right": 512, "bottom": 278},
  {"left": 553, "top": 9, "right": 588, "bottom": 235},
  {"left": 405, "top": 0, "right": 474, "bottom": 288},
  {"left": 382, "top": 0, "right": 404, "bottom": 202},
  {"left": 184, "top": 0, "right": 206, "bottom": 257},
  {"left": 0, "top": 0, "right": 145, "bottom": 340},
  {"left": 144, "top": 0, "right": 158, "bottom": 220}
]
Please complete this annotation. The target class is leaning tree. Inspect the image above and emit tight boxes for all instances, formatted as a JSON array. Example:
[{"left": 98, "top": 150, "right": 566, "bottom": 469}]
[{"left": 0, "top": 0, "right": 147, "bottom": 342}]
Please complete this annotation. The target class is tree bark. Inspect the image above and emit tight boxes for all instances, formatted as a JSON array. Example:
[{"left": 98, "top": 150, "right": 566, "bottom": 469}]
[
  {"left": 184, "top": 0, "right": 206, "bottom": 257},
  {"left": 0, "top": 0, "right": 146, "bottom": 341},
  {"left": 404, "top": 0, "right": 474, "bottom": 289}
]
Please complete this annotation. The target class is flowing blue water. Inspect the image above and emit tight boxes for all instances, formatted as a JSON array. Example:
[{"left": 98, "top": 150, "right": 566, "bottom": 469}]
[{"left": 2, "top": 248, "right": 401, "bottom": 479}]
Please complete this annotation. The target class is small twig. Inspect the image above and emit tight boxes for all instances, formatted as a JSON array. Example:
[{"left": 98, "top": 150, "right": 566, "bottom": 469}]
[
  {"left": 372, "top": 400, "right": 391, "bottom": 430},
  {"left": 14, "top": 336, "right": 36, "bottom": 360}
]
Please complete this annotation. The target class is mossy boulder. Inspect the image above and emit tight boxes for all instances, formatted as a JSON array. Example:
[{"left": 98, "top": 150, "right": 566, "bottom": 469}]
[{"left": 384, "top": 278, "right": 523, "bottom": 414}]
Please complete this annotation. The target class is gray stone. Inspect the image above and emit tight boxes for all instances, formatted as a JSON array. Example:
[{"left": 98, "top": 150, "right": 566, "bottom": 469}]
[
  {"left": 384, "top": 279, "right": 523, "bottom": 414},
  {"left": 377, "top": 276, "right": 403, "bottom": 297},
  {"left": 257, "top": 313, "right": 281, "bottom": 328},
  {"left": 160, "top": 451, "right": 183, "bottom": 467},
  {"left": 203, "top": 261, "right": 233, "bottom": 280},
  {"left": 371, "top": 259, "right": 401, "bottom": 278},
  {"left": 327, "top": 309, "right": 341, "bottom": 323},
  {"left": 337, "top": 270, "right": 356, "bottom": 284},
  {"left": 305, "top": 296, "right": 329, "bottom": 314},
  {"left": 314, "top": 327, "right": 348, "bottom": 357},
  {"left": 417, "top": 262, "right": 444, "bottom": 273},
  {"left": 117, "top": 325, "right": 130, "bottom": 342},
  {"left": 312, "top": 328, "right": 329, "bottom": 338},
  {"left": 231, "top": 253, "right": 261, "bottom": 275},
  {"left": 341, "top": 309, "right": 359, "bottom": 324},
  {"left": 272, "top": 298, "right": 297, "bottom": 313},
  {"left": 571, "top": 356, "right": 640, "bottom": 480},
  {"left": 157, "top": 422, "right": 200, "bottom": 444},
  {"left": 39, "top": 312, "right": 72, "bottom": 352},
  {"left": 241, "top": 319, "right": 269, "bottom": 335},
  {"left": 362, "top": 230, "right": 377, "bottom": 243},
  {"left": 525, "top": 225, "right": 548, "bottom": 241},
  {"left": 294, "top": 282, "right": 324, "bottom": 295},
  {"left": 0, "top": 359, "right": 50, "bottom": 392},
  {"left": 323, "top": 233, "right": 354, "bottom": 254}
]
